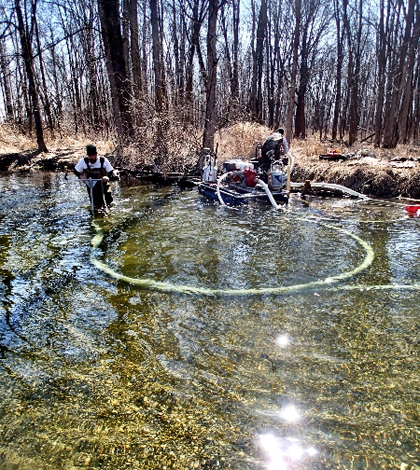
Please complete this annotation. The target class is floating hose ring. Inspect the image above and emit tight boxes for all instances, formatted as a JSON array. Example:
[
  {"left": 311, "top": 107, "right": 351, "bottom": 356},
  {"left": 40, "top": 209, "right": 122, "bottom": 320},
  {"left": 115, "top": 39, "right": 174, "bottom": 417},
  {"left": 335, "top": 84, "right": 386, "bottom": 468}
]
[{"left": 90, "top": 219, "right": 382, "bottom": 296}]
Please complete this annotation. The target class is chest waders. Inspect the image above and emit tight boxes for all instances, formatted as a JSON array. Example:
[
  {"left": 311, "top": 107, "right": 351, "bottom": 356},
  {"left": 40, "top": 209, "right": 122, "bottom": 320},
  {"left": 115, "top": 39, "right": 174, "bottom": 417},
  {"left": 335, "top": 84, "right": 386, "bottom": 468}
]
[{"left": 83, "top": 157, "right": 113, "bottom": 209}]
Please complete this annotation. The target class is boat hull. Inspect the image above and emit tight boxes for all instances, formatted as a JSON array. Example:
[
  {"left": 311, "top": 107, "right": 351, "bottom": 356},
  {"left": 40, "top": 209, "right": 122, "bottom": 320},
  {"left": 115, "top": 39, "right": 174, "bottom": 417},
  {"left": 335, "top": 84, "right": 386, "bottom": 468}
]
[{"left": 198, "top": 182, "right": 288, "bottom": 205}]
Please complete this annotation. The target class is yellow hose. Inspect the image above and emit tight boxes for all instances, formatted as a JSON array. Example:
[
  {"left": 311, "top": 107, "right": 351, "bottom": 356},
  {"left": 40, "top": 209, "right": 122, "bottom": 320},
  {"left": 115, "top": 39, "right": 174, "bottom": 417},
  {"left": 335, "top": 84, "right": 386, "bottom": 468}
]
[{"left": 90, "top": 220, "right": 386, "bottom": 296}]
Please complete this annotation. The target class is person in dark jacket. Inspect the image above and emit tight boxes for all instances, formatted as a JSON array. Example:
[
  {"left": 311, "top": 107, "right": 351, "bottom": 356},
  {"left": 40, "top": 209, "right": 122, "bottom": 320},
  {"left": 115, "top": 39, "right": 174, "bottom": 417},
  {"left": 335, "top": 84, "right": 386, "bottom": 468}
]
[
  {"left": 259, "top": 128, "right": 290, "bottom": 174},
  {"left": 74, "top": 144, "right": 116, "bottom": 208}
]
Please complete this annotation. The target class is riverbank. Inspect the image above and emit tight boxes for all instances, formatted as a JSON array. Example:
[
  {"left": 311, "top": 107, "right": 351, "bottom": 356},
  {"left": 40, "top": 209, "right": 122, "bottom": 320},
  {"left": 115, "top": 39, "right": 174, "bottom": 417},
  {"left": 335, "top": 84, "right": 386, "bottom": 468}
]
[
  {"left": 290, "top": 141, "right": 420, "bottom": 200},
  {"left": 1, "top": 123, "right": 419, "bottom": 200}
]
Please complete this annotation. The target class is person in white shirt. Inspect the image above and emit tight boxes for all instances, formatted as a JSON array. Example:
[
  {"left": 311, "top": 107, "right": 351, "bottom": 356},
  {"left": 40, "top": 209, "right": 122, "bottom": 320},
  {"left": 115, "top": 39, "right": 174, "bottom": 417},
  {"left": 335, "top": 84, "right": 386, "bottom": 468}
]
[{"left": 74, "top": 144, "right": 116, "bottom": 208}]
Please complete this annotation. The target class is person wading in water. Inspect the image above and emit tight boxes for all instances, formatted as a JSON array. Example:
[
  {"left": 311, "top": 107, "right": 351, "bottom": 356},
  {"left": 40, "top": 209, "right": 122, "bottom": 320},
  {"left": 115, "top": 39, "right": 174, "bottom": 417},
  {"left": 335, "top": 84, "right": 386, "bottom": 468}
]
[{"left": 74, "top": 144, "right": 117, "bottom": 208}]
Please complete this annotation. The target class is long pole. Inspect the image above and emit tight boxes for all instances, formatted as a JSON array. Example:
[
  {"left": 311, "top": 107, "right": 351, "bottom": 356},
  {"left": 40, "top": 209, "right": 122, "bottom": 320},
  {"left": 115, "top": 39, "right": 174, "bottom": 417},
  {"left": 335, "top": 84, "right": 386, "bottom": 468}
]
[
  {"left": 89, "top": 178, "right": 95, "bottom": 215},
  {"left": 100, "top": 180, "right": 108, "bottom": 211},
  {"left": 76, "top": 178, "right": 104, "bottom": 215}
]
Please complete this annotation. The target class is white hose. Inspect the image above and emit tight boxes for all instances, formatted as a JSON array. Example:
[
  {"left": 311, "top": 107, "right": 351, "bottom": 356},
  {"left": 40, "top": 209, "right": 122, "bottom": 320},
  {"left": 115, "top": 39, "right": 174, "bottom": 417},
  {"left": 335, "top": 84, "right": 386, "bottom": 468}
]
[
  {"left": 287, "top": 152, "right": 295, "bottom": 175},
  {"left": 255, "top": 178, "right": 282, "bottom": 209},
  {"left": 290, "top": 181, "right": 368, "bottom": 199},
  {"left": 286, "top": 153, "right": 294, "bottom": 192},
  {"left": 216, "top": 171, "right": 238, "bottom": 205},
  {"left": 90, "top": 219, "right": 381, "bottom": 296},
  {"left": 216, "top": 172, "right": 284, "bottom": 209}
]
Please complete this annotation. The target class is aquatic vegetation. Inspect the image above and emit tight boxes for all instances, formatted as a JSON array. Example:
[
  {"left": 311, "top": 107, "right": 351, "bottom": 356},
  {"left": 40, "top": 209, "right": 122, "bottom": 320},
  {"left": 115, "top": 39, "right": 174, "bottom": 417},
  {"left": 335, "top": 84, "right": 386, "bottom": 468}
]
[{"left": 0, "top": 174, "right": 418, "bottom": 469}]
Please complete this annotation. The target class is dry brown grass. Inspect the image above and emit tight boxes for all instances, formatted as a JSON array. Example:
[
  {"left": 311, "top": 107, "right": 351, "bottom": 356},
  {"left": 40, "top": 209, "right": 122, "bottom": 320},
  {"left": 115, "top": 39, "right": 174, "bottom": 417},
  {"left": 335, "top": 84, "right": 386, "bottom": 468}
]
[
  {"left": 0, "top": 123, "right": 35, "bottom": 153},
  {"left": 214, "top": 122, "right": 270, "bottom": 162},
  {"left": 213, "top": 126, "right": 420, "bottom": 199},
  {"left": 0, "top": 122, "right": 121, "bottom": 172},
  {"left": 0, "top": 122, "right": 117, "bottom": 156},
  {"left": 1, "top": 120, "right": 419, "bottom": 198},
  {"left": 290, "top": 138, "right": 420, "bottom": 199},
  {"left": 215, "top": 124, "right": 419, "bottom": 161},
  {"left": 290, "top": 137, "right": 420, "bottom": 160},
  {"left": 2, "top": 119, "right": 417, "bottom": 162}
]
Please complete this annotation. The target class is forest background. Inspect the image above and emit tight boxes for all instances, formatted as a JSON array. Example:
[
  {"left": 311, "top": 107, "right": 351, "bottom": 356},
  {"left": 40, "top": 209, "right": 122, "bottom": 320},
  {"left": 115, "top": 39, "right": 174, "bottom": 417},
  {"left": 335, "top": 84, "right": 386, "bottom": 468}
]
[{"left": 0, "top": 0, "right": 420, "bottom": 178}]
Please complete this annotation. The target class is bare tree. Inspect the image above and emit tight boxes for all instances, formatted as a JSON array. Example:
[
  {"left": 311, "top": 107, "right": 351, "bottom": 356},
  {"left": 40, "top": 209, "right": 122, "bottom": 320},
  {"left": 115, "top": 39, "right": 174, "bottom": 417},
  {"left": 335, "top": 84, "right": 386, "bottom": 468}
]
[
  {"left": 342, "top": 0, "right": 364, "bottom": 146},
  {"left": 285, "top": 0, "right": 301, "bottom": 143},
  {"left": 250, "top": 0, "right": 267, "bottom": 122},
  {"left": 15, "top": 0, "right": 48, "bottom": 152},
  {"left": 332, "top": 0, "right": 344, "bottom": 141},
  {"left": 382, "top": 0, "right": 419, "bottom": 148},
  {"left": 373, "top": 0, "right": 389, "bottom": 146},
  {"left": 98, "top": 0, "right": 133, "bottom": 140},
  {"left": 294, "top": 0, "right": 332, "bottom": 138},
  {"left": 184, "top": 0, "right": 207, "bottom": 108},
  {"left": 203, "top": 0, "right": 219, "bottom": 150},
  {"left": 397, "top": 1, "right": 420, "bottom": 143},
  {"left": 0, "top": 38, "right": 14, "bottom": 121},
  {"left": 220, "top": 0, "right": 240, "bottom": 121},
  {"left": 150, "top": 0, "right": 167, "bottom": 112},
  {"left": 0, "top": 0, "right": 419, "bottom": 151}
]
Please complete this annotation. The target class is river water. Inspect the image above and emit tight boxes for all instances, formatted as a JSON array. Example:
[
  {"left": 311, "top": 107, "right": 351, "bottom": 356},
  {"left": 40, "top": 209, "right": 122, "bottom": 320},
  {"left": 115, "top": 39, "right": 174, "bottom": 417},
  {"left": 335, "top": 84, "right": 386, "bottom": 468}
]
[{"left": 0, "top": 173, "right": 418, "bottom": 469}]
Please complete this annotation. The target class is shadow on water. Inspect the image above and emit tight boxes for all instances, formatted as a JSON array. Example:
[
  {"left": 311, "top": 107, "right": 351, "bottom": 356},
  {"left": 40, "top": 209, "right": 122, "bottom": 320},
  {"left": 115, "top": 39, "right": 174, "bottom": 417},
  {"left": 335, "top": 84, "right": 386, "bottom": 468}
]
[{"left": 0, "top": 173, "right": 419, "bottom": 469}]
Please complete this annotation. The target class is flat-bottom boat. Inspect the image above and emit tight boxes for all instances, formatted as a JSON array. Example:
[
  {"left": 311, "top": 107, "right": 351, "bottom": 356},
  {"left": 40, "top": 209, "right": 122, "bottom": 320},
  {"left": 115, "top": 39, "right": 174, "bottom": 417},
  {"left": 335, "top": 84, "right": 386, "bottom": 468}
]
[
  {"left": 198, "top": 156, "right": 291, "bottom": 207},
  {"left": 198, "top": 180, "right": 289, "bottom": 205}
]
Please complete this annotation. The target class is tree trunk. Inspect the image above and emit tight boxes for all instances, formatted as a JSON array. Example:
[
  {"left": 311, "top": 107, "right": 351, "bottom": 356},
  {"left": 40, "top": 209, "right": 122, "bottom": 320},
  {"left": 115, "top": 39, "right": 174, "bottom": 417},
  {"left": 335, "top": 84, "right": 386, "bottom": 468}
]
[
  {"left": 272, "top": 1, "right": 287, "bottom": 129},
  {"left": 220, "top": 0, "right": 240, "bottom": 120},
  {"left": 128, "top": 0, "right": 144, "bottom": 127},
  {"left": 0, "top": 39, "right": 14, "bottom": 121},
  {"left": 343, "top": 0, "right": 362, "bottom": 146},
  {"left": 98, "top": 0, "right": 133, "bottom": 140},
  {"left": 268, "top": 1, "right": 284, "bottom": 129},
  {"left": 129, "top": 0, "right": 142, "bottom": 94},
  {"left": 171, "top": 0, "right": 181, "bottom": 106},
  {"left": 374, "top": 0, "right": 388, "bottom": 147},
  {"left": 122, "top": 0, "right": 130, "bottom": 75},
  {"left": 285, "top": 0, "right": 301, "bottom": 143},
  {"left": 150, "top": 0, "right": 167, "bottom": 112},
  {"left": 89, "top": 53, "right": 101, "bottom": 130},
  {"left": 34, "top": 15, "right": 54, "bottom": 138},
  {"left": 332, "top": 0, "right": 343, "bottom": 142},
  {"left": 47, "top": 27, "right": 63, "bottom": 130},
  {"left": 266, "top": 19, "right": 274, "bottom": 128},
  {"left": 398, "top": 1, "right": 420, "bottom": 143},
  {"left": 294, "top": 29, "right": 308, "bottom": 138},
  {"left": 203, "top": 0, "right": 219, "bottom": 151},
  {"left": 185, "top": 0, "right": 205, "bottom": 105},
  {"left": 231, "top": 0, "right": 240, "bottom": 104},
  {"left": 250, "top": 0, "right": 267, "bottom": 121},
  {"left": 413, "top": 59, "right": 420, "bottom": 143},
  {"left": 15, "top": 0, "right": 48, "bottom": 152},
  {"left": 382, "top": 0, "right": 414, "bottom": 148}
]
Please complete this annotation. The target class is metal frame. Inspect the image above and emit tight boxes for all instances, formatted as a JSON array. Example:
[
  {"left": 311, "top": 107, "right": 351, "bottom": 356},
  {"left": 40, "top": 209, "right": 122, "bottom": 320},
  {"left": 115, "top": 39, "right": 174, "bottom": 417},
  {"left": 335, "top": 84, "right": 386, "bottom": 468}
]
[{"left": 76, "top": 178, "right": 107, "bottom": 215}]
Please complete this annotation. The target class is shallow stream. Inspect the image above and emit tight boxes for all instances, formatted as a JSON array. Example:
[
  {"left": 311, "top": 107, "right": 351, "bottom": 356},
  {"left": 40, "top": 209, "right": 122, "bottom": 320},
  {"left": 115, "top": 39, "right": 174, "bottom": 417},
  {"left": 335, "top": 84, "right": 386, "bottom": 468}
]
[{"left": 0, "top": 173, "right": 418, "bottom": 469}]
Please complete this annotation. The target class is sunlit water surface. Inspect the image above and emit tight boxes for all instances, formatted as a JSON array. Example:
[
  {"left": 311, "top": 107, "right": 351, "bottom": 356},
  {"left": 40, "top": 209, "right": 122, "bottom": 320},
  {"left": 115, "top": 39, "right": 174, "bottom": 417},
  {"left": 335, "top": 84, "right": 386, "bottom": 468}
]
[{"left": 0, "top": 173, "right": 418, "bottom": 469}]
